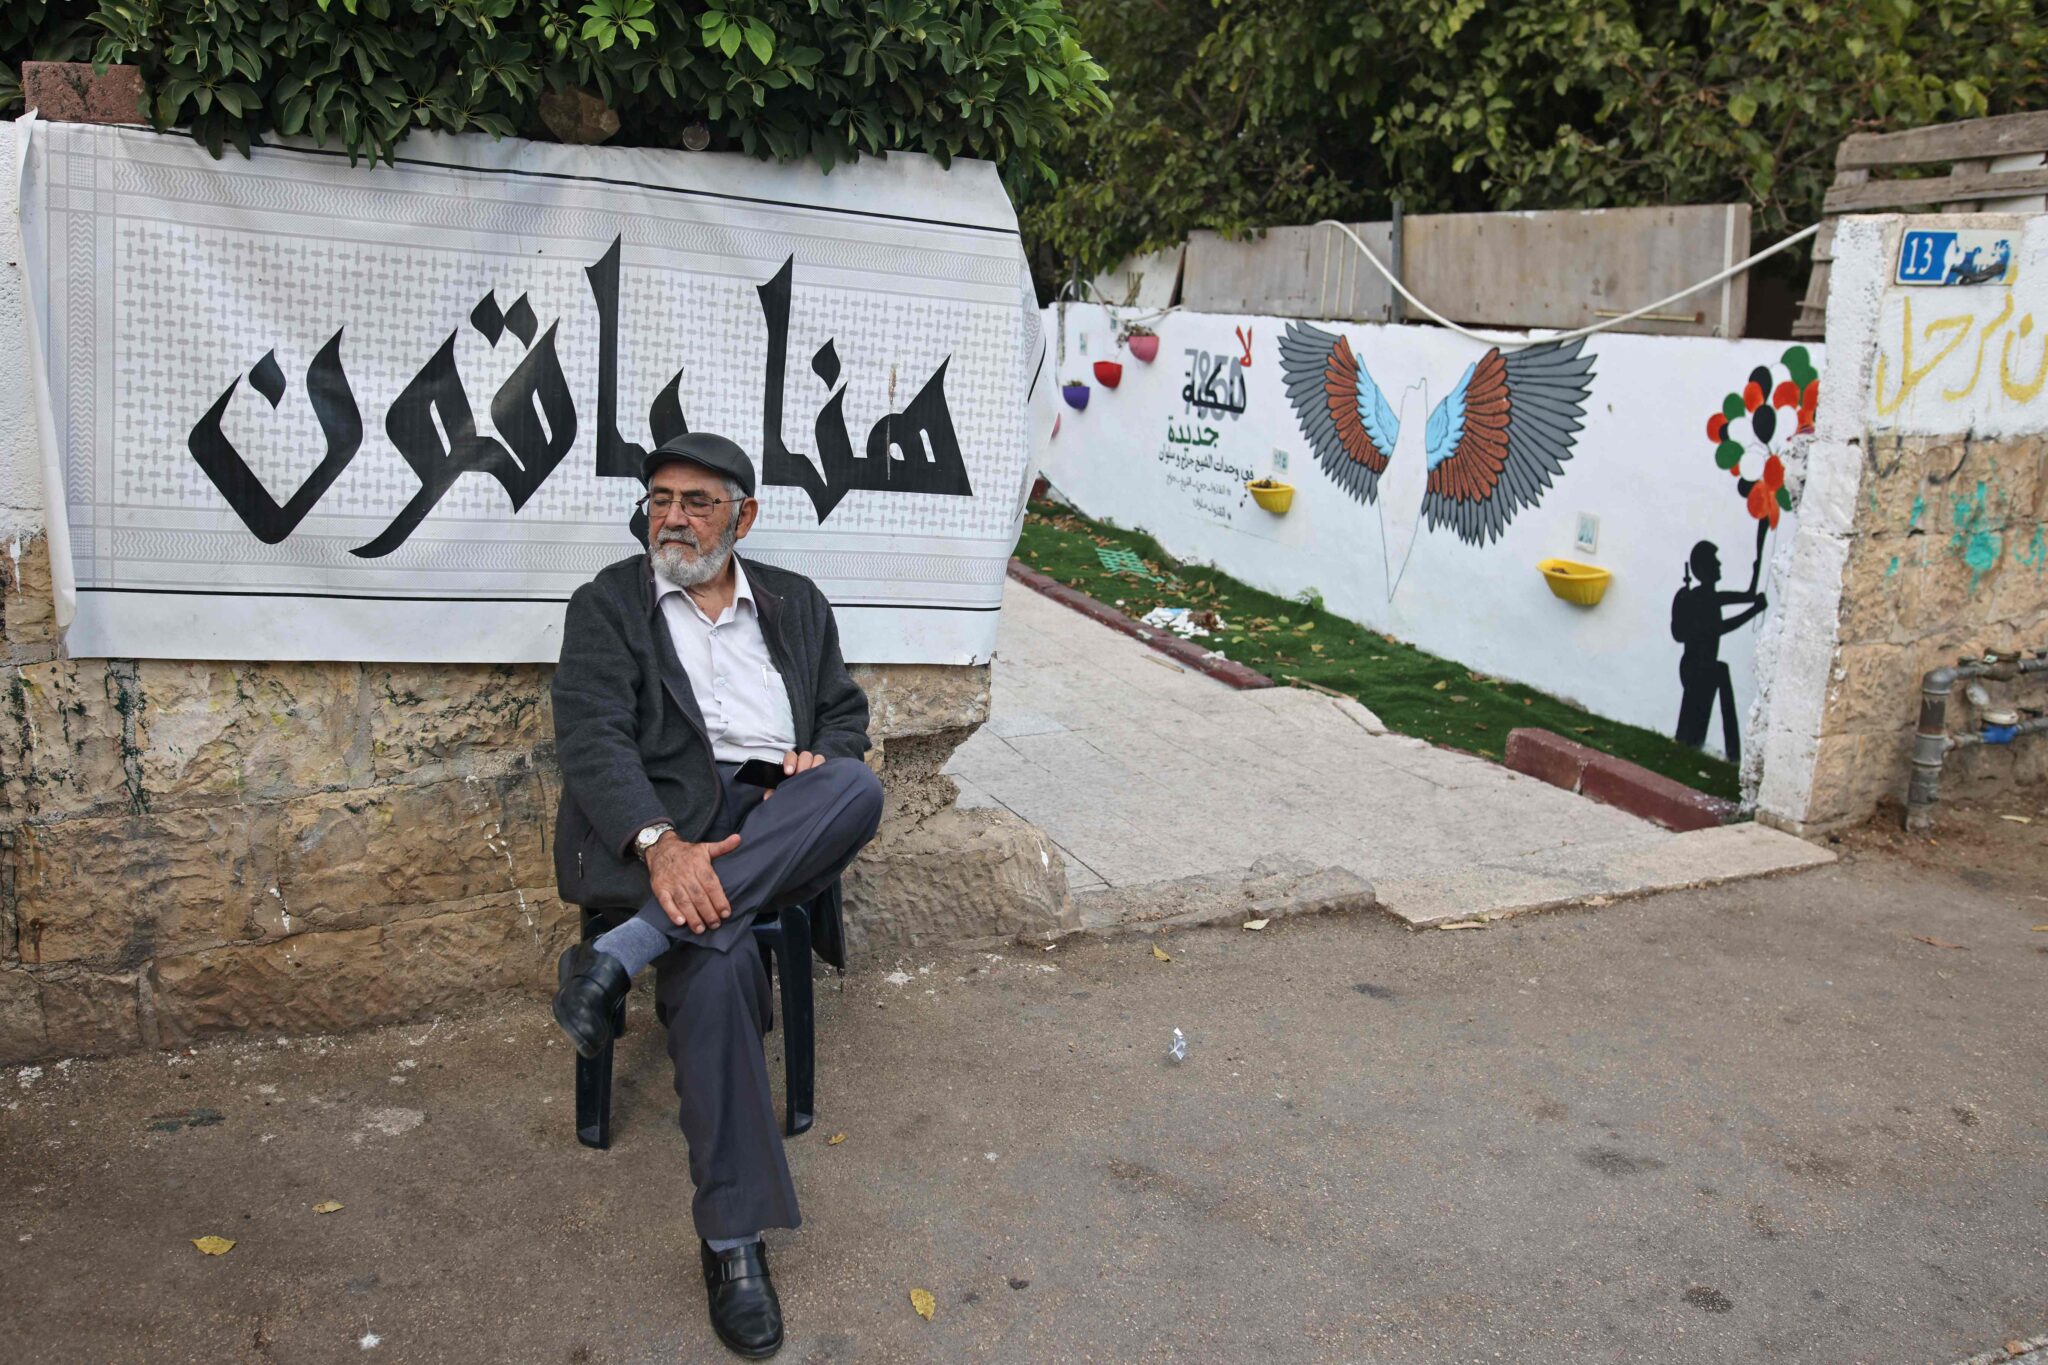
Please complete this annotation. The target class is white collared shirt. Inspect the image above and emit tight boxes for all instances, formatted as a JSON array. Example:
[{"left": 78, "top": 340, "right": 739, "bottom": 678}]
[{"left": 654, "top": 559, "right": 797, "bottom": 764}]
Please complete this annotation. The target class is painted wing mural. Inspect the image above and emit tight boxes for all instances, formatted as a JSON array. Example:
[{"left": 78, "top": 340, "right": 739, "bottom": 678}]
[
  {"left": 1421, "top": 339, "right": 1597, "bottom": 545},
  {"left": 1278, "top": 322, "right": 1400, "bottom": 504}
]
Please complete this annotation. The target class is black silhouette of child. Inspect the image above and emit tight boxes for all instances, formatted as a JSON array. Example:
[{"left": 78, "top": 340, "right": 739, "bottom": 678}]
[{"left": 1671, "top": 540, "right": 1767, "bottom": 763}]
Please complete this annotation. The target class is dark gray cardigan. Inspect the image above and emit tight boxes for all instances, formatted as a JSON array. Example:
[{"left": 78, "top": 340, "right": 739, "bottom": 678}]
[{"left": 550, "top": 551, "right": 871, "bottom": 965}]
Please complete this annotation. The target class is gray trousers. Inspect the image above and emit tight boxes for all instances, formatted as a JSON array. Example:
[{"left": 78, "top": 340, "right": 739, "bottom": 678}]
[{"left": 641, "top": 757, "right": 883, "bottom": 1239}]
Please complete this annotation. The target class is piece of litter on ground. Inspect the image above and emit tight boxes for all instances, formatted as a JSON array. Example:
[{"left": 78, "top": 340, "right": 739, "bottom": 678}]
[
  {"left": 1150, "top": 944, "right": 1172, "bottom": 962},
  {"left": 1242, "top": 918, "right": 1270, "bottom": 931},
  {"left": 984, "top": 1152, "right": 998, "bottom": 1162},
  {"left": 1912, "top": 935, "right": 1968, "bottom": 950},
  {"left": 2032, "top": 925, "right": 2048, "bottom": 932},
  {"left": 1999, "top": 814, "right": 2032, "bottom": 823},
  {"left": 910, "top": 1288, "right": 937, "bottom": 1321},
  {"left": 827, "top": 1133, "right": 847, "bottom": 1146},
  {"left": 359, "top": 1332, "right": 381, "bottom": 1350},
  {"left": 313, "top": 1201, "right": 344, "bottom": 1214},
  {"left": 192, "top": 1235, "right": 235, "bottom": 1255},
  {"left": 1168, "top": 1028, "right": 1188, "bottom": 1063},
  {"left": 883, "top": 970, "right": 912, "bottom": 987},
  {"left": 1438, "top": 920, "right": 1487, "bottom": 931}
]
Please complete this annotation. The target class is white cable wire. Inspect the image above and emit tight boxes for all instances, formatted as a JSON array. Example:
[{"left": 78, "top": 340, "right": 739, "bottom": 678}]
[{"left": 1312, "top": 217, "right": 1822, "bottom": 348}]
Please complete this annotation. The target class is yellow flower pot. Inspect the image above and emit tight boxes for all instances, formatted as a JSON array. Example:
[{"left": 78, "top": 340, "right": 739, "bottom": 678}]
[
  {"left": 1537, "top": 558, "right": 1612, "bottom": 606},
  {"left": 1246, "top": 480, "right": 1295, "bottom": 514}
]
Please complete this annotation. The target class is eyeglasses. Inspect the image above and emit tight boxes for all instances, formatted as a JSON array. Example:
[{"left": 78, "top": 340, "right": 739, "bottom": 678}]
[{"left": 638, "top": 491, "right": 747, "bottom": 519}]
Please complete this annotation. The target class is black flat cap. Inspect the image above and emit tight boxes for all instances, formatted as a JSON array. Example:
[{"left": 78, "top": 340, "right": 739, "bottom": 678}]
[{"left": 641, "top": 432, "right": 756, "bottom": 498}]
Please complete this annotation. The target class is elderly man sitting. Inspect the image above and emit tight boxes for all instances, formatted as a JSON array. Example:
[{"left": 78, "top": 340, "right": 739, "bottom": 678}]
[{"left": 549, "top": 432, "right": 884, "bottom": 1359}]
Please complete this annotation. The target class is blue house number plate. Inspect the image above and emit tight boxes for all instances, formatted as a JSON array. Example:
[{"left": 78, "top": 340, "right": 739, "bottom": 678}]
[{"left": 1894, "top": 228, "right": 2014, "bottom": 287}]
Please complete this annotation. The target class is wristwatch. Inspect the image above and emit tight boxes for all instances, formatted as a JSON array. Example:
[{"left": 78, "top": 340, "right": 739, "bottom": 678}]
[{"left": 633, "top": 822, "right": 675, "bottom": 862}]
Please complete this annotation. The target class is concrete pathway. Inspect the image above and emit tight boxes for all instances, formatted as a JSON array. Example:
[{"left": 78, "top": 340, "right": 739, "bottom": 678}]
[{"left": 946, "top": 581, "right": 1830, "bottom": 927}]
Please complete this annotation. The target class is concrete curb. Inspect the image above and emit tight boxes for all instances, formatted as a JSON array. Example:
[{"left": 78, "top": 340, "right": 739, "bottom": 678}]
[
  {"left": 1071, "top": 859, "right": 1377, "bottom": 938},
  {"left": 1505, "top": 727, "right": 1738, "bottom": 832},
  {"left": 1005, "top": 559, "right": 1275, "bottom": 690}
]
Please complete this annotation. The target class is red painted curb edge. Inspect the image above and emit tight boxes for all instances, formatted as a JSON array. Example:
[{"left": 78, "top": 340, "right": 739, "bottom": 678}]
[
  {"left": 1006, "top": 559, "right": 1275, "bottom": 690},
  {"left": 1504, "top": 727, "right": 1737, "bottom": 833}
]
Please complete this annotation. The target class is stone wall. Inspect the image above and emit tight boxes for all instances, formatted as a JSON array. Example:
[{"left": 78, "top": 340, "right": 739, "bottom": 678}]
[
  {"left": 0, "top": 95, "right": 1072, "bottom": 1064},
  {"left": 1752, "top": 213, "right": 2048, "bottom": 832},
  {"left": 0, "top": 589, "right": 1071, "bottom": 1063}
]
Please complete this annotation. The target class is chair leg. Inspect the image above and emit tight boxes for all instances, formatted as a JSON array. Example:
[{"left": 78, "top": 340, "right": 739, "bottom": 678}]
[
  {"left": 777, "top": 904, "right": 815, "bottom": 1137},
  {"left": 575, "top": 1037, "right": 615, "bottom": 1150},
  {"left": 575, "top": 910, "right": 619, "bottom": 1148}
]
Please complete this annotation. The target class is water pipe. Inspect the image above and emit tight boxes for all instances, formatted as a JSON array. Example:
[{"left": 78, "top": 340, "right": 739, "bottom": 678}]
[{"left": 1905, "top": 654, "right": 2048, "bottom": 831}]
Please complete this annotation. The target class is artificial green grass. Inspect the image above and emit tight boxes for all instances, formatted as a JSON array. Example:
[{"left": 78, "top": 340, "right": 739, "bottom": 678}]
[{"left": 1015, "top": 501, "right": 1741, "bottom": 801}]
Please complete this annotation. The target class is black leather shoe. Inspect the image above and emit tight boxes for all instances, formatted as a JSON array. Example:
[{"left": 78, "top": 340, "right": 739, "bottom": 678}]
[
  {"left": 700, "top": 1238, "right": 784, "bottom": 1358},
  {"left": 551, "top": 944, "right": 629, "bottom": 1059}
]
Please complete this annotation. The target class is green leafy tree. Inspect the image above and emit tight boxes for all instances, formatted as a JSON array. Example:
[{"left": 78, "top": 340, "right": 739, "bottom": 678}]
[
  {"left": 7, "top": 1, "right": 1103, "bottom": 188},
  {"left": 1021, "top": 0, "right": 2047, "bottom": 287}
]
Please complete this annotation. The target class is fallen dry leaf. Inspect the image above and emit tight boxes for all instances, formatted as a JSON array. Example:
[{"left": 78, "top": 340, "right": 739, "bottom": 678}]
[
  {"left": 311, "top": 1201, "right": 344, "bottom": 1215},
  {"left": 1150, "top": 944, "right": 1172, "bottom": 962},
  {"left": 192, "top": 1236, "right": 235, "bottom": 1255},
  {"left": 1999, "top": 814, "right": 2032, "bottom": 824},
  {"left": 910, "top": 1288, "right": 936, "bottom": 1321},
  {"left": 827, "top": 1133, "right": 847, "bottom": 1146},
  {"left": 1432, "top": 679, "right": 1449, "bottom": 691},
  {"left": 1911, "top": 935, "right": 1968, "bottom": 950},
  {"left": 1242, "top": 918, "right": 1270, "bottom": 931}
]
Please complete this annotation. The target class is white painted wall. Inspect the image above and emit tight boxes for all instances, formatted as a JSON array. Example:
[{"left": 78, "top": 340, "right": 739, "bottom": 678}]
[
  {"left": 1043, "top": 303, "right": 1825, "bottom": 760},
  {"left": 2, "top": 120, "right": 44, "bottom": 540}
]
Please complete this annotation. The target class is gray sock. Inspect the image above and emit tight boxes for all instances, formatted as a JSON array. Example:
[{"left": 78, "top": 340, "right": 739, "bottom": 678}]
[
  {"left": 706, "top": 1234, "right": 761, "bottom": 1252},
  {"left": 590, "top": 916, "right": 671, "bottom": 977}
]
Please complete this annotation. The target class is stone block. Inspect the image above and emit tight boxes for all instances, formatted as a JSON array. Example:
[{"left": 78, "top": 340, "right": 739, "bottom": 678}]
[
  {"left": 37, "top": 967, "right": 141, "bottom": 1057},
  {"left": 136, "top": 661, "right": 367, "bottom": 804},
  {"left": 0, "top": 969, "right": 44, "bottom": 1063},
  {"left": 1580, "top": 756, "right": 1736, "bottom": 832},
  {"left": 1504, "top": 727, "right": 1596, "bottom": 793},
  {"left": 1, "top": 532, "right": 59, "bottom": 663},
  {"left": 365, "top": 663, "right": 552, "bottom": 782},
  {"left": 840, "top": 806, "right": 1074, "bottom": 959},
  {"left": 21, "top": 63, "right": 146, "bottom": 125},
  {"left": 1, "top": 659, "right": 137, "bottom": 819},
  {"left": 269, "top": 771, "right": 550, "bottom": 932},
  {"left": 151, "top": 895, "right": 558, "bottom": 1042},
  {"left": 849, "top": 663, "right": 991, "bottom": 741},
  {"left": 1820, "top": 642, "right": 1926, "bottom": 737},
  {"left": 7, "top": 805, "right": 277, "bottom": 964},
  {"left": 537, "top": 88, "right": 619, "bottom": 145}
]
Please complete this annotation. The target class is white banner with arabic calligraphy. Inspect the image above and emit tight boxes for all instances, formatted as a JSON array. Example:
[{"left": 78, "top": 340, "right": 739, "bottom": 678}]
[{"left": 13, "top": 118, "right": 1049, "bottom": 664}]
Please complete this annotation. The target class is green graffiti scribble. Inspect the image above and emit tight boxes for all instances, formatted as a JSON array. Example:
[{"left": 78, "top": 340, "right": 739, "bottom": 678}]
[
  {"left": 2018, "top": 524, "right": 2048, "bottom": 574},
  {"left": 1947, "top": 480, "right": 2004, "bottom": 595},
  {"left": 1908, "top": 494, "right": 1925, "bottom": 530},
  {"left": 1886, "top": 555, "right": 1899, "bottom": 577}
]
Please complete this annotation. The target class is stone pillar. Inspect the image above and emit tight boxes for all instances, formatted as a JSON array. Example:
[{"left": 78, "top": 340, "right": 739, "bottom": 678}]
[{"left": 1751, "top": 213, "right": 2048, "bottom": 833}]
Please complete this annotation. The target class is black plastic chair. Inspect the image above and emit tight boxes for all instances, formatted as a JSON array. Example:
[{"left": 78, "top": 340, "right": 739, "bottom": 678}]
[{"left": 573, "top": 899, "right": 818, "bottom": 1150}]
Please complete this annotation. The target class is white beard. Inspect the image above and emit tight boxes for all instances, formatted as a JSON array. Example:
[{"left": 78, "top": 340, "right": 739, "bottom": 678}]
[{"left": 651, "top": 517, "right": 739, "bottom": 589}]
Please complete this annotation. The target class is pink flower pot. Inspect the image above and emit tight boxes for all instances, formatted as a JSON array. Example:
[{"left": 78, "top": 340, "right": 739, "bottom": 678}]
[
  {"left": 1127, "top": 334, "right": 1159, "bottom": 363},
  {"left": 1093, "top": 360, "right": 1123, "bottom": 389}
]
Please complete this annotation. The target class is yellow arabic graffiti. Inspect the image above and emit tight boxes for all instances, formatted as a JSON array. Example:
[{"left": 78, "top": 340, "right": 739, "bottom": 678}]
[{"left": 1875, "top": 293, "right": 2048, "bottom": 415}]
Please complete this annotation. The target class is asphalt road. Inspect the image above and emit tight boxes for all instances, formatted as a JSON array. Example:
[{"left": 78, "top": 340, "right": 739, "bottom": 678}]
[{"left": 3, "top": 833, "right": 2043, "bottom": 1363}]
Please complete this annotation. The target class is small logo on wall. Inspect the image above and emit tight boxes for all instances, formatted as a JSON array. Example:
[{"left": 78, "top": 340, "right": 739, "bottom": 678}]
[
  {"left": 1895, "top": 229, "right": 2013, "bottom": 288},
  {"left": 1182, "top": 347, "right": 1249, "bottom": 419}
]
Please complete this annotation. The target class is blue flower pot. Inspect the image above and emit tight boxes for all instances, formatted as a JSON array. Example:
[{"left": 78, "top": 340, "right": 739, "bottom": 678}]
[{"left": 1062, "top": 383, "right": 1090, "bottom": 412}]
